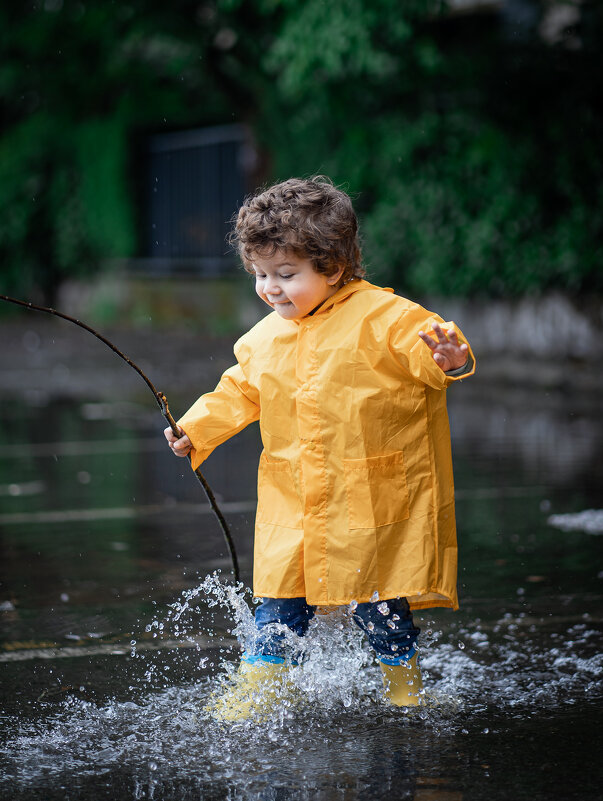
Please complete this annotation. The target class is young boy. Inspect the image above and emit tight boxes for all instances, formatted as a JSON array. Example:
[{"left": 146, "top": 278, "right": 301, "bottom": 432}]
[{"left": 165, "top": 177, "right": 475, "bottom": 720}]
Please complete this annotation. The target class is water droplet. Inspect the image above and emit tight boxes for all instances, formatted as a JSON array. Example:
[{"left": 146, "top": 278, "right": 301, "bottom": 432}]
[
  {"left": 386, "top": 619, "right": 396, "bottom": 629},
  {"left": 348, "top": 600, "right": 358, "bottom": 613},
  {"left": 367, "top": 622, "right": 375, "bottom": 631},
  {"left": 370, "top": 591, "right": 379, "bottom": 602},
  {"left": 458, "top": 641, "right": 465, "bottom": 650},
  {"left": 149, "top": 761, "right": 158, "bottom": 771},
  {"left": 377, "top": 602, "right": 390, "bottom": 615},
  {"left": 392, "top": 614, "right": 400, "bottom": 621}
]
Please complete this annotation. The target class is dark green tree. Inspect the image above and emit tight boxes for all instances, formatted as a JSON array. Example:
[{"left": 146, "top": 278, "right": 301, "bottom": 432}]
[
  {"left": 1, "top": 0, "right": 602, "bottom": 302},
  {"left": 0, "top": 0, "right": 245, "bottom": 302},
  {"left": 252, "top": 0, "right": 603, "bottom": 296}
]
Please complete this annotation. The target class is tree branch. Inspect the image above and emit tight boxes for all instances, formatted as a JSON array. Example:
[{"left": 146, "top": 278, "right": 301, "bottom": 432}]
[{"left": 0, "top": 293, "right": 240, "bottom": 584}]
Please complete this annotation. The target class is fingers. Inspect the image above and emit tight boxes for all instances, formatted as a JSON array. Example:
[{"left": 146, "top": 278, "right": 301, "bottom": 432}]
[
  {"left": 419, "top": 323, "right": 454, "bottom": 348},
  {"left": 433, "top": 322, "right": 456, "bottom": 345},
  {"left": 164, "top": 426, "right": 192, "bottom": 457},
  {"left": 444, "top": 326, "right": 459, "bottom": 346},
  {"left": 419, "top": 323, "right": 469, "bottom": 372},
  {"left": 431, "top": 322, "right": 448, "bottom": 345},
  {"left": 164, "top": 425, "right": 182, "bottom": 444},
  {"left": 420, "top": 325, "right": 467, "bottom": 350},
  {"left": 172, "top": 436, "right": 192, "bottom": 457},
  {"left": 443, "top": 329, "right": 468, "bottom": 359},
  {"left": 417, "top": 330, "right": 437, "bottom": 350}
]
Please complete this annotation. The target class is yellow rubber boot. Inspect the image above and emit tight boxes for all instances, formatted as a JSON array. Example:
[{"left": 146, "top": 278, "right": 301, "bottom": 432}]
[
  {"left": 380, "top": 652, "right": 424, "bottom": 706},
  {"left": 206, "top": 657, "right": 295, "bottom": 722}
]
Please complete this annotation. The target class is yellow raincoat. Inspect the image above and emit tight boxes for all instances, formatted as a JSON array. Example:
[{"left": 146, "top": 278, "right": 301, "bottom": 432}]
[{"left": 178, "top": 280, "right": 476, "bottom": 610}]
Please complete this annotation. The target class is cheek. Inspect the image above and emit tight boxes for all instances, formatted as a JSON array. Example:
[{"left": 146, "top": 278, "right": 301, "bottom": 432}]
[{"left": 255, "top": 283, "right": 273, "bottom": 306}]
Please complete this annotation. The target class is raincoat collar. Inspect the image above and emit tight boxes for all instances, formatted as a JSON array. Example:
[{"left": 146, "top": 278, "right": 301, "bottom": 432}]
[{"left": 293, "top": 279, "right": 394, "bottom": 324}]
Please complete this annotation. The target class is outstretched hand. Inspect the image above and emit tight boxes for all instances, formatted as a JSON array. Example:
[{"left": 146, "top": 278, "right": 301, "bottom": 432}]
[{"left": 418, "top": 322, "right": 468, "bottom": 372}]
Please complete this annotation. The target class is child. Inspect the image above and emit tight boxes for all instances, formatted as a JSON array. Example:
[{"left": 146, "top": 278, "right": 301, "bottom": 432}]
[{"left": 165, "top": 177, "right": 475, "bottom": 720}]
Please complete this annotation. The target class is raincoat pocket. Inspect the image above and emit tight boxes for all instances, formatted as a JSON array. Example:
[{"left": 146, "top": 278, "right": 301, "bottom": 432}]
[
  {"left": 343, "top": 451, "right": 410, "bottom": 529},
  {"left": 256, "top": 453, "right": 303, "bottom": 528}
]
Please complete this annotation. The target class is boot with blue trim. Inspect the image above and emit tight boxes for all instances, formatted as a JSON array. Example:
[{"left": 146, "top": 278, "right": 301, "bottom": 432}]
[
  {"left": 379, "top": 649, "right": 424, "bottom": 706},
  {"left": 206, "top": 654, "right": 298, "bottom": 722}
]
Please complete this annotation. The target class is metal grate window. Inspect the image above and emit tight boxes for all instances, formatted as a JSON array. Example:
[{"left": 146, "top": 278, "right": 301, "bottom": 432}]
[{"left": 143, "top": 124, "right": 252, "bottom": 275}]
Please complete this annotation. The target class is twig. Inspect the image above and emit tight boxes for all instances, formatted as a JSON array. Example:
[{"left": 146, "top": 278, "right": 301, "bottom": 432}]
[{"left": 0, "top": 293, "right": 240, "bottom": 583}]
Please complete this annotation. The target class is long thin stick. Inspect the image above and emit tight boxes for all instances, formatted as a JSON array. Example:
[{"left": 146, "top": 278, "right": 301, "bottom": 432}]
[{"left": 0, "top": 293, "right": 240, "bottom": 583}]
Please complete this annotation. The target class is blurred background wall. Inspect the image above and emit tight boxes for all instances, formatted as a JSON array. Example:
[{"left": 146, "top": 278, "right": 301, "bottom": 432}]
[{"left": 0, "top": 0, "right": 601, "bottom": 340}]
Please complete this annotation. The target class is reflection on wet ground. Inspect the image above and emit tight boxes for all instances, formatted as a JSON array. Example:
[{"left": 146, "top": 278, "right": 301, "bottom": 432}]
[{"left": 0, "top": 321, "right": 602, "bottom": 800}]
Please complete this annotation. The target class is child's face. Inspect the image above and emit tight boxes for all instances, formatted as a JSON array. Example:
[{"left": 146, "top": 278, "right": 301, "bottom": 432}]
[{"left": 251, "top": 251, "right": 344, "bottom": 320}]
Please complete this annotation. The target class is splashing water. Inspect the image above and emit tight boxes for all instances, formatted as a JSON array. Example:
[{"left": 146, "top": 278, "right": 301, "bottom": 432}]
[
  {"left": 0, "top": 575, "right": 601, "bottom": 799},
  {"left": 141, "top": 573, "right": 379, "bottom": 713},
  {"left": 547, "top": 508, "right": 603, "bottom": 535}
]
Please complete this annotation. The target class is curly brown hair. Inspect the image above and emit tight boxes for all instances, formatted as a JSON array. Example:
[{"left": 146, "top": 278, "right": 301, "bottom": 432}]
[{"left": 229, "top": 176, "right": 365, "bottom": 284}]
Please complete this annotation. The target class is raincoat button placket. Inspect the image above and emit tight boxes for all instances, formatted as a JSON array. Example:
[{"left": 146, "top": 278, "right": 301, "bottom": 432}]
[{"left": 296, "top": 322, "right": 328, "bottom": 600}]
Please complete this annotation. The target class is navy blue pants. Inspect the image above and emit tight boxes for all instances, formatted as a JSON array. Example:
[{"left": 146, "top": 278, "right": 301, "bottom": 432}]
[{"left": 246, "top": 596, "right": 420, "bottom": 666}]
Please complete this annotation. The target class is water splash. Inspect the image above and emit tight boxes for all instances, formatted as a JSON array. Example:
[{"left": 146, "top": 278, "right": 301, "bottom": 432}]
[
  {"left": 547, "top": 508, "right": 603, "bottom": 534},
  {"left": 0, "top": 576, "right": 601, "bottom": 798}
]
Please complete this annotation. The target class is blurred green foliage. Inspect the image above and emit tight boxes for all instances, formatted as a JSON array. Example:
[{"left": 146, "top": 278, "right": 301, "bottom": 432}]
[
  {"left": 0, "top": 0, "right": 234, "bottom": 302},
  {"left": 259, "top": 0, "right": 603, "bottom": 295},
  {"left": 0, "top": 0, "right": 601, "bottom": 302}
]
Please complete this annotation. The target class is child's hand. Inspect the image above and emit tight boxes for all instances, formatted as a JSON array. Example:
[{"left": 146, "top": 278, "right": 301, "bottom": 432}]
[
  {"left": 418, "top": 323, "right": 468, "bottom": 372},
  {"left": 164, "top": 425, "right": 193, "bottom": 457}
]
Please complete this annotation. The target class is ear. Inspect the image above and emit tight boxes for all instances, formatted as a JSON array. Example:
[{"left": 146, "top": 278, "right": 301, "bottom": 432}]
[{"left": 326, "top": 265, "right": 345, "bottom": 286}]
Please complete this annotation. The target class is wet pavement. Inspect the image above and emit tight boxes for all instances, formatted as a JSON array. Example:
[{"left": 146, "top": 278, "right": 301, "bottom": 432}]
[{"left": 0, "top": 317, "right": 602, "bottom": 800}]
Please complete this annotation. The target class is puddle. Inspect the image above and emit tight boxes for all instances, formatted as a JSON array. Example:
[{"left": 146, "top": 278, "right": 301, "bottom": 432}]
[
  {"left": 0, "top": 355, "right": 602, "bottom": 800},
  {"left": 1, "top": 571, "right": 602, "bottom": 801}
]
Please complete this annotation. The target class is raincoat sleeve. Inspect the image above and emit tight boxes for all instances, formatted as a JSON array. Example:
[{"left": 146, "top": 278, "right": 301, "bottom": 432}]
[
  {"left": 176, "top": 357, "right": 260, "bottom": 471},
  {"left": 388, "top": 305, "right": 476, "bottom": 390}
]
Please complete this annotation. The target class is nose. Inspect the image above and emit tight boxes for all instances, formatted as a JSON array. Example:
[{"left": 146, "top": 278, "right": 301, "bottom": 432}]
[{"left": 264, "top": 275, "right": 281, "bottom": 296}]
